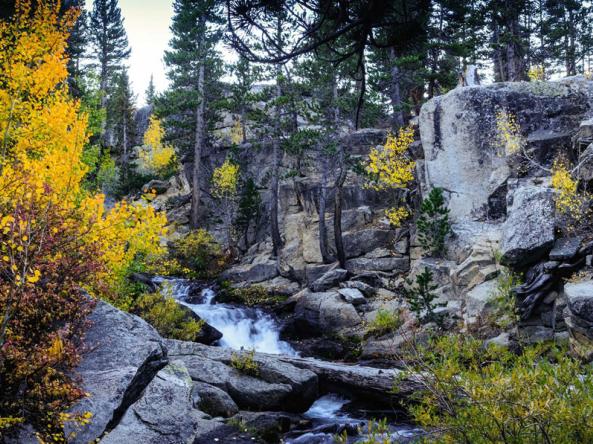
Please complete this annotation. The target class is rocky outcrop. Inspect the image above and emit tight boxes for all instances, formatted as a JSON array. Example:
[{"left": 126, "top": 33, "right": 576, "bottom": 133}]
[
  {"left": 292, "top": 290, "right": 362, "bottom": 336},
  {"left": 309, "top": 267, "right": 348, "bottom": 291},
  {"left": 564, "top": 280, "right": 593, "bottom": 361},
  {"left": 500, "top": 182, "right": 555, "bottom": 267},
  {"left": 419, "top": 78, "right": 593, "bottom": 222},
  {"left": 66, "top": 301, "right": 168, "bottom": 444}
]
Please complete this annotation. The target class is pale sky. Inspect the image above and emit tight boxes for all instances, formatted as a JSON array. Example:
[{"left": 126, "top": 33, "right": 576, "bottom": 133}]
[{"left": 87, "top": 0, "right": 175, "bottom": 106}]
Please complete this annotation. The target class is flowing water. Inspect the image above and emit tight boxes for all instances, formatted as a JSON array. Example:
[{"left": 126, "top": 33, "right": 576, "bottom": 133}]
[{"left": 155, "top": 277, "right": 423, "bottom": 443}]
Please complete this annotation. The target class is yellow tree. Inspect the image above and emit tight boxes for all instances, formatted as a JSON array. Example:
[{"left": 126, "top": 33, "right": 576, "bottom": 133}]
[
  {"left": 0, "top": 2, "right": 168, "bottom": 437},
  {"left": 366, "top": 126, "right": 416, "bottom": 227},
  {"left": 212, "top": 158, "right": 240, "bottom": 249},
  {"left": 138, "top": 115, "right": 176, "bottom": 177}
]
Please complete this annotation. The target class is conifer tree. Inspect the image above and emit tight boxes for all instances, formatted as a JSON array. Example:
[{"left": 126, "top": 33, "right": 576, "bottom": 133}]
[
  {"left": 145, "top": 74, "right": 156, "bottom": 106},
  {"left": 88, "top": 0, "right": 131, "bottom": 107},
  {"left": 108, "top": 69, "right": 136, "bottom": 175},
  {"left": 62, "top": 0, "right": 88, "bottom": 96},
  {"left": 159, "top": 0, "right": 224, "bottom": 229}
]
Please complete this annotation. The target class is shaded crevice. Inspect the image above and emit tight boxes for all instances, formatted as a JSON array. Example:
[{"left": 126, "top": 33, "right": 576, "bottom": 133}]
[{"left": 102, "top": 344, "right": 169, "bottom": 435}]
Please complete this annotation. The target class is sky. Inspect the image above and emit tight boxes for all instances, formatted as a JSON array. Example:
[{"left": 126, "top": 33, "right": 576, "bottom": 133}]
[{"left": 87, "top": 0, "right": 175, "bottom": 106}]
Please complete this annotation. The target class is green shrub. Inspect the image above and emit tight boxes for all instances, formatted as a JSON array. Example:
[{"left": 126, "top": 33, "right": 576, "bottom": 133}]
[
  {"left": 488, "top": 266, "right": 521, "bottom": 329},
  {"left": 133, "top": 291, "right": 204, "bottom": 341},
  {"left": 403, "top": 267, "right": 445, "bottom": 326},
  {"left": 417, "top": 187, "right": 451, "bottom": 256},
  {"left": 171, "top": 229, "right": 228, "bottom": 279},
  {"left": 365, "top": 309, "right": 402, "bottom": 337},
  {"left": 218, "top": 282, "right": 286, "bottom": 307},
  {"left": 405, "top": 335, "right": 593, "bottom": 443},
  {"left": 230, "top": 349, "right": 260, "bottom": 376}
]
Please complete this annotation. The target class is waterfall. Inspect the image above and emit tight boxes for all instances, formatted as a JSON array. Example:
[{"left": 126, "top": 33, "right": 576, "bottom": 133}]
[{"left": 156, "top": 277, "right": 296, "bottom": 355}]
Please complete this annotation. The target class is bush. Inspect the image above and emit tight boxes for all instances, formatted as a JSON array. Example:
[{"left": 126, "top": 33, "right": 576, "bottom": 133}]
[
  {"left": 133, "top": 291, "right": 204, "bottom": 341},
  {"left": 230, "top": 349, "right": 259, "bottom": 376},
  {"left": 404, "top": 335, "right": 593, "bottom": 444},
  {"left": 365, "top": 309, "right": 402, "bottom": 337},
  {"left": 403, "top": 267, "right": 445, "bottom": 326},
  {"left": 416, "top": 187, "right": 451, "bottom": 256},
  {"left": 171, "top": 229, "right": 228, "bottom": 279},
  {"left": 217, "top": 283, "right": 286, "bottom": 307}
]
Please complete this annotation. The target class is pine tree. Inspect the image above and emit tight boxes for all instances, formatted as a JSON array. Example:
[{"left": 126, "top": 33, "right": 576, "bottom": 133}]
[
  {"left": 108, "top": 69, "right": 136, "bottom": 174},
  {"left": 62, "top": 0, "right": 88, "bottom": 96},
  {"left": 145, "top": 74, "right": 156, "bottom": 106},
  {"left": 88, "top": 0, "right": 131, "bottom": 107},
  {"left": 159, "top": 0, "right": 224, "bottom": 229},
  {"left": 403, "top": 267, "right": 445, "bottom": 326},
  {"left": 227, "top": 56, "right": 261, "bottom": 143},
  {"left": 417, "top": 187, "right": 451, "bottom": 256}
]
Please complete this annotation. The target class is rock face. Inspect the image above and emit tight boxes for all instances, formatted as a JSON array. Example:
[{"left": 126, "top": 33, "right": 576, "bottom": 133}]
[
  {"left": 66, "top": 301, "right": 168, "bottom": 444},
  {"left": 419, "top": 78, "right": 593, "bottom": 222},
  {"left": 500, "top": 183, "right": 555, "bottom": 267},
  {"left": 310, "top": 267, "right": 348, "bottom": 292},
  {"left": 293, "top": 290, "right": 362, "bottom": 336}
]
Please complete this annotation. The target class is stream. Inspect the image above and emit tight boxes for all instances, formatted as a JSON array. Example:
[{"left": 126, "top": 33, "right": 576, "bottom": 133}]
[{"left": 156, "top": 277, "right": 423, "bottom": 443}]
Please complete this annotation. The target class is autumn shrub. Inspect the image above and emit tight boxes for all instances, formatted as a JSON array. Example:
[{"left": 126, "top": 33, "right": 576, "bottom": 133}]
[
  {"left": 365, "top": 309, "right": 402, "bottom": 337},
  {"left": 136, "top": 115, "right": 177, "bottom": 178},
  {"left": 0, "top": 2, "right": 168, "bottom": 439},
  {"left": 133, "top": 291, "right": 204, "bottom": 341},
  {"left": 495, "top": 110, "right": 525, "bottom": 157},
  {"left": 403, "top": 335, "right": 593, "bottom": 443},
  {"left": 551, "top": 158, "right": 590, "bottom": 235},
  {"left": 171, "top": 229, "right": 228, "bottom": 279},
  {"left": 366, "top": 126, "right": 416, "bottom": 227}
]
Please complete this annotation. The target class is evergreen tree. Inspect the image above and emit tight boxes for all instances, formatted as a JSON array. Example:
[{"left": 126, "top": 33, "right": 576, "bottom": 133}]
[
  {"left": 417, "top": 187, "right": 451, "bottom": 256},
  {"left": 62, "top": 0, "right": 88, "bottom": 96},
  {"left": 108, "top": 69, "right": 136, "bottom": 174},
  {"left": 159, "top": 0, "right": 224, "bottom": 229},
  {"left": 88, "top": 0, "right": 131, "bottom": 107},
  {"left": 145, "top": 74, "right": 156, "bottom": 106},
  {"left": 227, "top": 56, "right": 261, "bottom": 143}
]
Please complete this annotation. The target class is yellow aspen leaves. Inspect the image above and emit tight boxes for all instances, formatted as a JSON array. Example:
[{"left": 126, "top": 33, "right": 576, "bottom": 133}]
[
  {"left": 366, "top": 126, "right": 416, "bottom": 227},
  {"left": 137, "top": 115, "right": 176, "bottom": 175},
  {"left": 212, "top": 159, "right": 240, "bottom": 199},
  {"left": 495, "top": 110, "right": 525, "bottom": 156}
]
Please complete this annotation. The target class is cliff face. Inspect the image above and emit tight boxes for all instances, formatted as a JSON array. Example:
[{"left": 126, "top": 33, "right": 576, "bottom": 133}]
[{"left": 157, "top": 76, "right": 593, "bottom": 358}]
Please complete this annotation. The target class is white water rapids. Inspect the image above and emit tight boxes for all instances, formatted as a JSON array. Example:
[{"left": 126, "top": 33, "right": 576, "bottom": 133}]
[{"left": 155, "top": 277, "right": 296, "bottom": 355}]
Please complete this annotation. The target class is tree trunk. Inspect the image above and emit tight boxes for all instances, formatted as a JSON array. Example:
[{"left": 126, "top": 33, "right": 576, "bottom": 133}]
[
  {"left": 388, "top": 47, "right": 404, "bottom": 130},
  {"left": 190, "top": 62, "right": 205, "bottom": 229},
  {"left": 270, "top": 65, "right": 283, "bottom": 256},
  {"left": 122, "top": 110, "right": 128, "bottom": 182},
  {"left": 318, "top": 148, "right": 330, "bottom": 263},
  {"left": 333, "top": 78, "right": 347, "bottom": 268}
]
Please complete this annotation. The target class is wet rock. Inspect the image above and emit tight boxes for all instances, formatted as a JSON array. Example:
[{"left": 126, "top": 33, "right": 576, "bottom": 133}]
[
  {"left": 101, "top": 362, "right": 222, "bottom": 444},
  {"left": 500, "top": 184, "right": 555, "bottom": 267},
  {"left": 310, "top": 267, "right": 348, "bottom": 292},
  {"left": 338, "top": 288, "right": 367, "bottom": 306},
  {"left": 192, "top": 382, "right": 239, "bottom": 418},
  {"left": 176, "top": 303, "right": 223, "bottom": 345},
  {"left": 232, "top": 411, "right": 296, "bottom": 442},
  {"left": 66, "top": 301, "right": 168, "bottom": 444}
]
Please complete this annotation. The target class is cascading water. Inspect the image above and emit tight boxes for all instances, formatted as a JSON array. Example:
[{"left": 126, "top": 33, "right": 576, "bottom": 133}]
[{"left": 155, "top": 277, "right": 296, "bottom": 355}]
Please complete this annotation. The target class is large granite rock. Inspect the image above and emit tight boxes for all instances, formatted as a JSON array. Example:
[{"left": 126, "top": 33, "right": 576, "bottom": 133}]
[
  {"left": 102, "top": 362, "right": 222, "bottom": 444},
  {"left": 192, "top": 382, "right": 239, "bottom": 418},
  {"left": 419, "top": 78, "right": 593, "bottom": 222},
  {"left": 563, "top": 280, "right": 593, "bottom": 361},
  {"left": 500, "top": 184, "right": 555, "bottom": 267},
  {"left": 293, "top": 291, "right": 362, "bottom": 336},
  {"left": 221, "top": 261, "right": 279, "bottom": 284},
  {"left": 66, "top": 301, "right": 168, "bottom": 444},
  {"left": 345, "top": 257, "right": 409, "bottom": 274},
  {"left": 309, "top": 267, "right": 348, "bottom": 291}
]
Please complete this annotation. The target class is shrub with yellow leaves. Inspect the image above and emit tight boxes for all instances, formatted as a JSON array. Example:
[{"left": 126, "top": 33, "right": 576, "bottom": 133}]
[
  {"left": 366, "top": 126, "right": 415, "bottom": 227},
  {"left": 212, "top": 159, "right": 240, "bottom": 248},
  {"left": 494, "top": 110, "right": 525, "bottom": 156},
  {"left": 528, "top": 65, "right": 545, "bottom": 81},
  {"left": 0, "top": 2, "right": 168, "bottom": 440},
  {"left": 551, "top": 158, "right": 590, "bottom": 234},
  {"left": 137, "top": 115, "right": 177, "bottom": 177}
]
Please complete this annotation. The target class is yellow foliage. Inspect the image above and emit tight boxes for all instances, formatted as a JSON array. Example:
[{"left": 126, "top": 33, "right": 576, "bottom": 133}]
[
  {"left": 138, "top": 115, "right": 176, "bottom": 175},
  {"left": 495, "top": 110, "right": 524, "bottom": 156},
  {"left": 0, "top": 0, "right": 168, "bottom": 306},
  {"left": 212, "top": 159, "right": 240, "bottom": 199},
  {"left": 551, "top": 159, "right": 588, "bottom": 233},
  {"left": 528, "top": 65, "right": 545, "bottom": 81},
  {"left": 366, "top": 126, "right": 415, "bottom": 190},
  {"left": 385, "top": 206, "right": 410, "bottom": 227}
]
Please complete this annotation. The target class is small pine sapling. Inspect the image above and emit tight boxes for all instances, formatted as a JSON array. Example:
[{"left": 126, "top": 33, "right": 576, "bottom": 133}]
[
  {"left": 417, "top": 187, "right": 451, "bottom": 256},
  {"left": 403, "top": 267, "right": 446, "bottom": 326}
]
